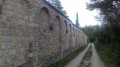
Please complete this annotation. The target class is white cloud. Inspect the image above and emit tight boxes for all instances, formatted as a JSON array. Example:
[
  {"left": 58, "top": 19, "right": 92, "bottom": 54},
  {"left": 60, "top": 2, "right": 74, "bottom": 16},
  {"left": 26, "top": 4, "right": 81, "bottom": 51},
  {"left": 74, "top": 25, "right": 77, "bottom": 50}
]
[{"left": 60, "top": 0, "right": 99, "bottom": 27}]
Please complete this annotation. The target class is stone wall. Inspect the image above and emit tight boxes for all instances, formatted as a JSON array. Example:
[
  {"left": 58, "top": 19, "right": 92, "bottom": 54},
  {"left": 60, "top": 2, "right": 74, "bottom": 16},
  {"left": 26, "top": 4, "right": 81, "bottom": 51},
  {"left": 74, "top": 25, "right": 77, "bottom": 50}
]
[{"left": 0, "top": 0, "right": 87, "bottom": 67}]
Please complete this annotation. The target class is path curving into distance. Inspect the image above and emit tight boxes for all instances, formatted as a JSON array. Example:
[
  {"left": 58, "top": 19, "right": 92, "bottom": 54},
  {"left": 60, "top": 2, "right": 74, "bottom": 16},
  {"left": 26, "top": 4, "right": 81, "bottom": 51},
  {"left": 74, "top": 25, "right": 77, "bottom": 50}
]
[
  {"left": 64, "top": 44, "right": 91, "bottom": 67},
  {"left": 64, "top": 43, "right": 105, "bottom": 67},
  {"left": 90, "top": 43, "right": 105, "bottom": 67}
]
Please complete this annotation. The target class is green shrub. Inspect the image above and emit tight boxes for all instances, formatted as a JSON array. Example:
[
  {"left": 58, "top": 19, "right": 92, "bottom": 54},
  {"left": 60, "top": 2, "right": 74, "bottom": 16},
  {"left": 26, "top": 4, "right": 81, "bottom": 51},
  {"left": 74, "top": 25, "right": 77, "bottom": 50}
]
[{"left": 95, "top": 42, "right": 120, "bottom": 67}]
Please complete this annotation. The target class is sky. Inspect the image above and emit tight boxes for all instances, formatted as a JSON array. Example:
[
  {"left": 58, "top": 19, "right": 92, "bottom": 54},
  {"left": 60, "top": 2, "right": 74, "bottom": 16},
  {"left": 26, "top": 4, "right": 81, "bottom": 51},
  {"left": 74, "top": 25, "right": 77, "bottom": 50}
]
[{"left": 60, "top": 0, "right": 99, "bottom": 27}]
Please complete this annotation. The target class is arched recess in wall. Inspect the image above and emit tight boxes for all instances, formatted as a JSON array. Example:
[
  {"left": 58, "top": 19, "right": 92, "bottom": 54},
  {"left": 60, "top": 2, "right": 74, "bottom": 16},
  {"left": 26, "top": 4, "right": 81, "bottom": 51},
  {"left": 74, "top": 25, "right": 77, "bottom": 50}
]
[
  {"left": 39, "top": 7, "right": 51, "bottom": 51},
  {"left": 73, "top": 27, "right": 75, "bottom": 36},
  {"left": 55, "top": 16, "right": 61, "bottom": 43},
  {"left": 76, "top": 29, "right": 77, "bottom": 36},
  {"left": 0, "top": 0, "right": 4, "bottom": 14},
  {"left": 69, "top": 24, "right": 72, "bottom": 48},
  {"left": 76, "top": 29, "right": 78, "bottom": 45},
  {"left": 69, "top": 24, "right": 71, "bottom": 34},
  {"left": 40, "top": 7, "right": 51, "bottom": 32},
  {"left": 79, "top": 31, "right": 81, "bottom": 46},
  {"left": 64, "top": 20, "right": 68, "bottom": 33}
]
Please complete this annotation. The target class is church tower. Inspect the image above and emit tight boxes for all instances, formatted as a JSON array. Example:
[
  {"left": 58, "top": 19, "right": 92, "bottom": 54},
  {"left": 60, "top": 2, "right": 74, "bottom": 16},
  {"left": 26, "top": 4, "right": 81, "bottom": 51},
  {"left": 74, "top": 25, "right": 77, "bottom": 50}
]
[{"left": 75, "top": 12, "right": 80, "bottom": 28}]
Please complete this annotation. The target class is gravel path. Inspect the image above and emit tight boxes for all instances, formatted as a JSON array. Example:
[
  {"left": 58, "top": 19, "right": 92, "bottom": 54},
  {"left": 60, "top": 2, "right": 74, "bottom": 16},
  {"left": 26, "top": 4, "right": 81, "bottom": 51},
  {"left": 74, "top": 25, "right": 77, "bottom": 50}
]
[
  {"left": 90, "top": 43, "right": 105, "bottom": 67},
  {"left": 64, "top": 44, "right": 91, "bottom": 67},
  {"left": 64, "top": 43, "right": 105, "bottom": 67}
]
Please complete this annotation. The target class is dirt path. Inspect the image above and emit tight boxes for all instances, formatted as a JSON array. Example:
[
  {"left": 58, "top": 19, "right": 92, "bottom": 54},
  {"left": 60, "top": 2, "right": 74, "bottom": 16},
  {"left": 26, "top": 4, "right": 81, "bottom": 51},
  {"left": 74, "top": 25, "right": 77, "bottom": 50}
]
[
  {"left": 78, "top": 45, "right": 92, "bottom": 67},
  {"left": 90, "top": 43, "right": 105, "bottom": 67},
  {"left": 64, "top": 44, "right": 91, "bottom": 67},
  {"left": 64, "top": 43, "right": 105, "bottom": 67}
]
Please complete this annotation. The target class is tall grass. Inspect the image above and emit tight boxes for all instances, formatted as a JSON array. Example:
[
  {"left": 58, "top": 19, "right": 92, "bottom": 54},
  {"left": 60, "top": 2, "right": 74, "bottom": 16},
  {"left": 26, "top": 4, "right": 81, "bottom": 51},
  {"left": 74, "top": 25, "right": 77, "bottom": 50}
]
[{"left": 95, "top": 42, "right": 120, "bottom": 67}]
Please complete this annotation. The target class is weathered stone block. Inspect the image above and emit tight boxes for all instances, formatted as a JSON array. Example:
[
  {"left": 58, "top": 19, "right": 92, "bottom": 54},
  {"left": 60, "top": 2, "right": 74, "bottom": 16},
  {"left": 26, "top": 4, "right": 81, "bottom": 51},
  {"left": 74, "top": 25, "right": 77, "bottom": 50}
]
[
  {"left": 0, "top": 58, "right": 4, "bottom": 65},
  {"left": 9, "top": 49, "right": 16, "bottom": 56},
  {"left": 1, "top": 43, "right": 6, "bottom": 50}
]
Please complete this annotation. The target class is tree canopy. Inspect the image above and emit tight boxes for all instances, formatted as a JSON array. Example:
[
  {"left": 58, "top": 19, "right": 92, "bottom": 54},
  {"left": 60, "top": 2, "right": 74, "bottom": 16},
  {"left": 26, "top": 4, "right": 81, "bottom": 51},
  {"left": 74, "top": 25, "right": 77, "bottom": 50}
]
[
  {"left": 87, "top": 0, "right": 120, "bottom": 66},
  {"left": 47, "top": 0, "right": 68, "bottom": 17},
  {"left": 87, "top": 0, "right": 120, "bottom": 42}
]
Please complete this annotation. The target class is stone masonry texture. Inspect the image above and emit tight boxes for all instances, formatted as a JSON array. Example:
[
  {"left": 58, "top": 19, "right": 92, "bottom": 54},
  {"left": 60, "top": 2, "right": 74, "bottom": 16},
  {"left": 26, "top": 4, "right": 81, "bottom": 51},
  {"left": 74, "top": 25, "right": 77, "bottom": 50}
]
[{"left": 0, "top": 0, "right": 87, "bottom": 67}]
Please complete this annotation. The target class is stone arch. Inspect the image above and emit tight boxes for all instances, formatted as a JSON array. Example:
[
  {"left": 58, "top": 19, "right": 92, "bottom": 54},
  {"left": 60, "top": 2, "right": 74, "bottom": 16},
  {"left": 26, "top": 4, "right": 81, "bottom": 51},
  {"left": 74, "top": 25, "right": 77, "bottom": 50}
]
[
  {"left": 76, "top": 29, "right": 78, "bottom": 46},
  {"left": 40, "top": 7, "right": 51, "bottom": 32},
  {"left": 0, "top": 0, "right": 4, "bottom": 14},
  {"left": 78, "top": 30, "right": 81, "bottom": 46},
  {"left": 73, "top": 27, "right": 75, "bottom": 36},
  {"left": 49, "top": 22, "right": 54, "bottom": 31},
  {"left": 69, "top": 24, "right": 71, "bottom": 27},
  {"left": 40, "top": 7, "right": 50, "bottom": 16},
  {"left": 29, "top": 43, "right": 33, "bottom": 53},
  {"left": 64, "top": 20, "right": 68, "bottom": 33},
  {"left": 69, "top": 24, "right": 72, "bottom": 48},
  {"left": 69, "top": 24, "right": 72, "bottom": 34},
  {"left": 76, "top": 29, "right": 77, "bottom": 36},
  {"left": 54, "top": 16, "right": 61, "bottom": 43},
  {"left": 38, "top": 7, "right": 54, "bottom": 61},
  {"left": 39, "top": 7, "right": 51, "bottom": 47}
]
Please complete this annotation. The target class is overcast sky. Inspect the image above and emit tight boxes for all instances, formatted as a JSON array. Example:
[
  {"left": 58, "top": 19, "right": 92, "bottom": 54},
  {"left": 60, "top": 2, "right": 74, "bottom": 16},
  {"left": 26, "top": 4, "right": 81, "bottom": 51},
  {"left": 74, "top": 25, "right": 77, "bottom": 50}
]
[{"left": 60, "top": 0, "right": 99, "bottom": 27}]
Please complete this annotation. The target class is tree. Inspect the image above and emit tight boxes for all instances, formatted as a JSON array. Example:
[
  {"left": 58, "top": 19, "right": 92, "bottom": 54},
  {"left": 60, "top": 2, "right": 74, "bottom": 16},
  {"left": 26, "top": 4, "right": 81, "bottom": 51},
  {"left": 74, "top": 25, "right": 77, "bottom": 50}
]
[
  {"left": 75, "top": 12, "right": 80, "bottom": 28},
  {"left": 87, "top": 0, "right": 120, "bottom": 41},
  {"left": 87, "top": 0, "right": 120, "bottom": 66},
  {"left": 87, "top": 0, "right": 120, "bottom": 43},
  {"left": 81, "top": 25, "right": 98, "bottom": 43},
  {"left": 47, "top": 0, "right": 68, "bottom": 17}
]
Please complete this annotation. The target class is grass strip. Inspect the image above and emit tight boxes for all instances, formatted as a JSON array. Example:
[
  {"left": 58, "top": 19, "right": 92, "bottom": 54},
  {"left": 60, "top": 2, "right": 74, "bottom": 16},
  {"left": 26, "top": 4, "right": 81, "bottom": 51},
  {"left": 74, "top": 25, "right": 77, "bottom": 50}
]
[{"left": 79, "top": 45, "right": 92, "bottom": 67}]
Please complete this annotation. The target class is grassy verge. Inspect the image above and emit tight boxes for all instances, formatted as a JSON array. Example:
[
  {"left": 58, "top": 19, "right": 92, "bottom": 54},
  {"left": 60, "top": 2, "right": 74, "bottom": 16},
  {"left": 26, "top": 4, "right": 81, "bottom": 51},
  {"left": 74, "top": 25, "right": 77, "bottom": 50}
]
[
  {"left": 98, "top": 52, "right": 117, "bottom": 67},
  {"left": 46, "top": 46, "right": 86, "bottom": 67},
  {"left": 95, "top": 42, "right": 120, "bottom": 67}
]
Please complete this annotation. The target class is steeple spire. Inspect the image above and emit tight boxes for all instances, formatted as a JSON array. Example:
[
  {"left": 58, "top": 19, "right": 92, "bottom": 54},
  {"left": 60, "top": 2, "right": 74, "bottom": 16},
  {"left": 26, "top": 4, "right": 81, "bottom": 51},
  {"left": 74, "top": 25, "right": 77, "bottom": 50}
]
[{"left": 76, "top": 12, "right": 80, "bottom": 28}]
